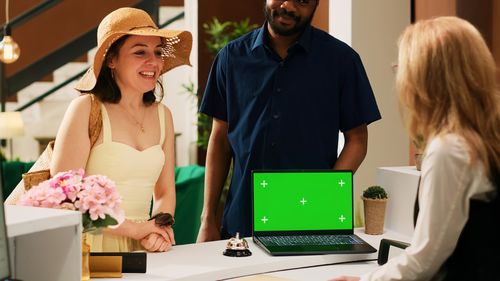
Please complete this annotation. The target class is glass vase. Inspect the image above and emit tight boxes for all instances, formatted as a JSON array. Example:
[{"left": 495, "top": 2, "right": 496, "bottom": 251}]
[{"left": 82, "top": 232, "right": 91, "bottom": 281}]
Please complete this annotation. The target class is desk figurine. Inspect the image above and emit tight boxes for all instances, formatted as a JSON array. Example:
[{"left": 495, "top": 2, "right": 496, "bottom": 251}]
[{"left": 223, "top": 232, "right": 252, "bottom": 257}]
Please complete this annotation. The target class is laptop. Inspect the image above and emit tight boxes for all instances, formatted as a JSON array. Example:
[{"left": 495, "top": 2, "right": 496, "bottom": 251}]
[{"left": 252, "top": 170, "right": 376, "bottom": 256}]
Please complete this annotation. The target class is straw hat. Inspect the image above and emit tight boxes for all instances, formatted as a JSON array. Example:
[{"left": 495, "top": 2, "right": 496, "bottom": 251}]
[{"left": 75, "top": 7, "right": 192, "bottom": 91}]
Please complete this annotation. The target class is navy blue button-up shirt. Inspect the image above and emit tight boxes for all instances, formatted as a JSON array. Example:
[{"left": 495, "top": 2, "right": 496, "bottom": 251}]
[{"left": 200, "top": 24, "right": 381, "bottom": 237}]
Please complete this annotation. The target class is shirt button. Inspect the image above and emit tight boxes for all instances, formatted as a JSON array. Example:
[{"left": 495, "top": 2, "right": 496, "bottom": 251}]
[
  {"left": 273, "top": 113, "right": 280, "bottom": 119},
  {"left": 279, "top": 61, "right": 285, "bottom": 67},
  {"left": 276, "top": 88, "right": 282, "bottom": 93},
  {"left": 271, "top": 142, "right": 276, "bottom": 147}
]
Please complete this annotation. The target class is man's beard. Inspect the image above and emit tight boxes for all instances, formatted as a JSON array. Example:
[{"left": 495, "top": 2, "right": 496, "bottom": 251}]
[{"left": 264, "top": 5, "right": 315, "bottom": 36}]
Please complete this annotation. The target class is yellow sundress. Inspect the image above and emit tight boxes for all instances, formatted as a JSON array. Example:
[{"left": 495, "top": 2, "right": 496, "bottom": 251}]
[{"left": 85, "top": 103, "right": 165, "bottom": 252}]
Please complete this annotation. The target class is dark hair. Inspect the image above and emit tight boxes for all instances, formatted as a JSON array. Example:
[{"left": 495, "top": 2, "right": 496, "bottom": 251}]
[{"left": 83, "top": 35, "right": 164, "bottom": 106}]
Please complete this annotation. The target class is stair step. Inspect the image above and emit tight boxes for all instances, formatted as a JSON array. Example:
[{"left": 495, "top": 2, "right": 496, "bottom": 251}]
[
  {"left": 17, "top": 81, "right": 80, "bottom": 102},
  {"left": 159, "top": 6, "right": 184, "bottom": 26},
  {"left": 52, "top": 61, "right": 88, "bottom": 84},
  {"left": 24, "top": 100, "right": 70, "bottom": 135},
  {"left": 11, "top": 99, "right": 71, "bottom": 162}
]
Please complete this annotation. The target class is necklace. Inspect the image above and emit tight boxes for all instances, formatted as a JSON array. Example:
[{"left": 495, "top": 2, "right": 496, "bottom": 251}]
[{"left": 119, "top": 104, "right": 146, "bottom": 133}]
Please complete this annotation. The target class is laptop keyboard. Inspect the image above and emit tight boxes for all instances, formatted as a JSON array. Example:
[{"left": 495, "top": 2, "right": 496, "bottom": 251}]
[{"left": 259, "top": 235, "right": 364, "bottom": 246}]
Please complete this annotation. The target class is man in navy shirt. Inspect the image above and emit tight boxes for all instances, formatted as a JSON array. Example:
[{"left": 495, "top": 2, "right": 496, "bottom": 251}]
[{"left": 198, "top": 0, "right": 381, "bottom": 241}]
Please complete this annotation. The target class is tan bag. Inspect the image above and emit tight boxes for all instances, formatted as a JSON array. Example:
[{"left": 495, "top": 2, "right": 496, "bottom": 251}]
[{"left": 5, "top": 94, "right": 102, "bottom": 204}]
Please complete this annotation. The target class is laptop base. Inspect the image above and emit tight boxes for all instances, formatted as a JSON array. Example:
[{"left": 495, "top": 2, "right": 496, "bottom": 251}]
[{"left": 253, "top": 234, "right": 376, "bottom": 256}]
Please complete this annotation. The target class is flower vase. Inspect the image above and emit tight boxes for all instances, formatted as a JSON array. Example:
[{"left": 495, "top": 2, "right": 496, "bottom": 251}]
[{"left": 82, "top": 233, "right": 91, "bottom": 281}]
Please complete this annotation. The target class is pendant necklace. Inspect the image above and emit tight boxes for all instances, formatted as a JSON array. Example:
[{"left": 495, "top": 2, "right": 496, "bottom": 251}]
[{"left": 119, "top": 104, "right": 146, "bottom": 133}]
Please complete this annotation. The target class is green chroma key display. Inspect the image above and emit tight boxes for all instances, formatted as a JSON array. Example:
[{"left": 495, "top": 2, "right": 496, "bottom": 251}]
[{"left": 253, "top": 171, "right": 353, "bottom": 231}]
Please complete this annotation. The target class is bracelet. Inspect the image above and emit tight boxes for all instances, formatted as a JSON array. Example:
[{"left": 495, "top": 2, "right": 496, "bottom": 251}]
[{"left": 149, "top": 212, "right": 175, "bottom": 227}]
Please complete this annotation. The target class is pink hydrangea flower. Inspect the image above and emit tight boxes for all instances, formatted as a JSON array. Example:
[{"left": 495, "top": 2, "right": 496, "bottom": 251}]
[{"left": 17, "top": 169, "right": 124, "bottom": 232}]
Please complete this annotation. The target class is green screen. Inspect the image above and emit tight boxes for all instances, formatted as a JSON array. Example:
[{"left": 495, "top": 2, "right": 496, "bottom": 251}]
[{"left": 253, "top": 171, "right": 353, "bottom": 232}]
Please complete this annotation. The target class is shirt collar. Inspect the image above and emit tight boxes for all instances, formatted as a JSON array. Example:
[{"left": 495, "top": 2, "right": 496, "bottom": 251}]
[
  {"left": 296, "top": 24, "right": 313, "bottom": 53},
  {"left": 251, "top": 24, "right": 268, "bottom": 51},
  {"left": 251, "top": 23, "right": 314, "bottom": 53}
]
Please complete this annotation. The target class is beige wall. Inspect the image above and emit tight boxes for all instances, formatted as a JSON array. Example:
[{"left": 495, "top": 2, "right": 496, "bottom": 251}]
[{"left": 350, "top": 0, "right": 411, "bottom": 226}]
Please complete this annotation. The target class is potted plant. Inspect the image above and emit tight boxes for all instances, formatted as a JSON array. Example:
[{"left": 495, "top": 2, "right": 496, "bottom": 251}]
[
  {"left": 362, "top": 185, "right": 388, "bottom": 235},
  {"left": 182, "top": 18, "right": 258, "bottom": 151},
  {"left": 182, "top": 17, "right": 258, "bottom": 228}
]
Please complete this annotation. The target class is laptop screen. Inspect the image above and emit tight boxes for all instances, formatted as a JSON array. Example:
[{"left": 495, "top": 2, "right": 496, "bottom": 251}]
[
  {"left": 0, "top": 187, "right": 11, "bottom": 279},
  {"left": 252, "top": 170, "right": 353, "bottom": 232}
]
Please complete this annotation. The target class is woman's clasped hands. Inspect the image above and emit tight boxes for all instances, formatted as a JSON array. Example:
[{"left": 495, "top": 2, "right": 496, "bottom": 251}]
[{"left": 131, "top": 216, "right": 176, "bottom": 252}]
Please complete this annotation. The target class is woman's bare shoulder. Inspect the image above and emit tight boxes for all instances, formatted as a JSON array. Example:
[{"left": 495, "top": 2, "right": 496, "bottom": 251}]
[
  {"left": 59, "top": 94, "right": 95, "bottom": 129},
  {"left": 69, "top": 94, "right": 93, "bottom": 112},
  {"left": 158, "top": 102, "right": 173, "bottom": 120}
]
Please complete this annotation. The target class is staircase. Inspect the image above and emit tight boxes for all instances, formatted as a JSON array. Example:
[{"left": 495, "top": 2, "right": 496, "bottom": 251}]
[
  {"left": 3, "top": 4, "right": 197, "bottom": 166},
  {"left": 12, "top": 53, "right": 89, "bottom": 160}
]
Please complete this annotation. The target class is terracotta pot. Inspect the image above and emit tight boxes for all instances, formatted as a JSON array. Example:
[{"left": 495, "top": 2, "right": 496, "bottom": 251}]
[{"left": 362, "top": 197, "right": 388, "bottom": 235}]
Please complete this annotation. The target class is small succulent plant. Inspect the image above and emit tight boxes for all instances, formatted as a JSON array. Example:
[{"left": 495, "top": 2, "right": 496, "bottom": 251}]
[{"left": 362, "top": 185, "right": 388, "bottom": 200}]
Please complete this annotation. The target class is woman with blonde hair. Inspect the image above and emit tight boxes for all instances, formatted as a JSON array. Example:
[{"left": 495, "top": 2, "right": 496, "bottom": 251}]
[{"left": 332, "top": 16, "right": 499, "bottom": 281}]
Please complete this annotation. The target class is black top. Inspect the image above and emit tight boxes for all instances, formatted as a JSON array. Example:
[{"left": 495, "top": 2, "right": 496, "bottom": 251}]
[{"left": 414, "top": 166, "right": 499, "bottom": 281}]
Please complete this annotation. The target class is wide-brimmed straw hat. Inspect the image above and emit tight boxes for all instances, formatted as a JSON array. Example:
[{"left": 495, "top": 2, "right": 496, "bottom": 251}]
[{"left": 75, "top": 7, "right": 192, "bottom": 91}]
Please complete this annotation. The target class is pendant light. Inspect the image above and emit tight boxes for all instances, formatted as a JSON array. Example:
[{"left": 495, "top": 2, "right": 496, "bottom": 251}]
[{"left": 0, "top": 0, "right": 20, "bottom": 64}]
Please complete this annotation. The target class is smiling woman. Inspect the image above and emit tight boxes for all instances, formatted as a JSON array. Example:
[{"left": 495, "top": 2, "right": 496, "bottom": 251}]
[
  {"left": 46, "top": 7, "right": 193, "bottom": 253},
  {"left": 108, "top": 36, "right": 165, "bottom": 103}
]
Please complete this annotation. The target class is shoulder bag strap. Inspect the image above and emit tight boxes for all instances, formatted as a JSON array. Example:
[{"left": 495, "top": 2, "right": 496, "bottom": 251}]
[{"left": 88, "top": 94, "right": 102, "bottom": 147}]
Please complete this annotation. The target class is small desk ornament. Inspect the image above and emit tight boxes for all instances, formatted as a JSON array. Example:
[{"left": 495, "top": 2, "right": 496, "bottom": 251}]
[{"left": 223, "top": 232, "right": 252, "bottom": 257}]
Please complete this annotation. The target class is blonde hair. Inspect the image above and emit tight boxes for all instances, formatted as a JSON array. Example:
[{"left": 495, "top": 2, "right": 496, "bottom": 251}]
[{"left": 397, "top": 16, "right": 500, "bottom": 180}]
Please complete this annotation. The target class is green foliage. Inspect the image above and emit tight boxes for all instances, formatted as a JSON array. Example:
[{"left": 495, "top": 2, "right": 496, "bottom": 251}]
[
  {"left": 203, "top": 18, "right": 258, "bottom": 56},
  {"left": 203, "top": 18, "right": 233, "bottom": 55},
  {"left": 232, "top": 19, "right": 259, "bottom": 39},
  {"left": 362, "top": 185, "right": 388, "bottom": 200},
  {"left": 82, "top": 213, "right": 118, "bottom": 233},
  {"left": 180, "top": 82, "right": 212, "bottom": 150},
  {"left": 196, "top": 113, "right": 212, "bottom": 150},
  {"left": 181, "top": 81, "right": 196, "bottom": 96},
  {"left": 183, "top": 18, "right": 258, "bottom": 150}
]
